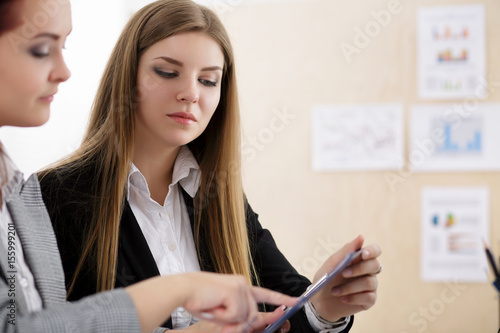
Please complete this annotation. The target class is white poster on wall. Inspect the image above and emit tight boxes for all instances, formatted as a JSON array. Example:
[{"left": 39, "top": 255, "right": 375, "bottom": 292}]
[
  {"left": 312, "top": 104, "right": 404, "bottom": 171},
  {"left": 409, "top": 103, "right": 500, "bottom": 172},
  {"left": 421, "top": 187, "right": 489, "bottom": 282},
  {"left": 417, "top": 5, "right": 486, "bottom": 100}
]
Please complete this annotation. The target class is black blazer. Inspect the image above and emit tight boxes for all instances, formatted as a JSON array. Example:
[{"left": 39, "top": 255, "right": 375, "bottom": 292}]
[{"left": 40, "top": 168, "right": 353, "bottom": 332}]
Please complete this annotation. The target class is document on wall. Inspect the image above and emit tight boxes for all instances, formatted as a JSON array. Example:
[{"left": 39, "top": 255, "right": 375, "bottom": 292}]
[
  {"left": 421, "top": 187, "right": 489, "bottom": 282},
  {"left": 312, "top": 104, "right": 404, "bottom": 171},
  {"left": 417, "top": 5, "right": 486, "bottom": 100},
  {"left": 409, "top": 103, "right": 500, "bottom": 172}
]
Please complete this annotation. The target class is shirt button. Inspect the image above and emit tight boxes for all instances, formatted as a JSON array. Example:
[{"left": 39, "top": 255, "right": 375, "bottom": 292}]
[
  {"left": 182, "top": 311, "right": 190, "bottom": 318},
  {"left": 168, "top": 244, "right": 177, "bottom": 251},
  {"left": 20, "top": 278, "right": 28, "bottom": 288}
]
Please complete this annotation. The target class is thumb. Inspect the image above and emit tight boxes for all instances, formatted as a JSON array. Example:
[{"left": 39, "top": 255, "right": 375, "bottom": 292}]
[
  {"left": 333, "top": 235, "right": 365, "bottom": 264},
  {"left": 344, "top": 234, "right": 364, "bottom": 256},
  {"left": 315, "top": 235, "right": 364, "bottom": 281}
]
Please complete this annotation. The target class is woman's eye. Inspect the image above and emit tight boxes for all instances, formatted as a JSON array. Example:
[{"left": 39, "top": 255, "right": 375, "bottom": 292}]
[
  {"left": 154, "top": 68, "right": 177, "bottom": 78},
  {"left": 199, "top": 79, "right": 217, "bottom": 87},
  {"left": 30, "top": 45, "right": 50, "bottom": 58}
]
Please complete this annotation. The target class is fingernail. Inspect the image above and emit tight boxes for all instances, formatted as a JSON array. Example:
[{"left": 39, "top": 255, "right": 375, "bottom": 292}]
[
  {"left": 363, "top": 250, "right": 370, "bottom": 258},
  {"left": 342, "top": 296, "right": 349, "bottom": 303},
  {"left": 281, "top": 305, "right": 288, "bottom": 311},
  {"left": 343, "top": 268, "right": 352, "bottom": 277},
  {"left": 200, "top": 312, "right": 214, "bottom": 319},
  {"left": 332, "top": 287, "right": 340, "bottom": 295}
]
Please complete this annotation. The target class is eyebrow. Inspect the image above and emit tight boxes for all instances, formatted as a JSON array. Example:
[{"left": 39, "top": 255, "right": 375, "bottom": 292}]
[
  {"left": 33, "top": 33, "right": 61, "bottom": 40},
  {"left": 155, "top": 56, "right": 223, "bottom": 72},
  {"left": 32, "top": 29, "right": 72, "bottom": 41}
]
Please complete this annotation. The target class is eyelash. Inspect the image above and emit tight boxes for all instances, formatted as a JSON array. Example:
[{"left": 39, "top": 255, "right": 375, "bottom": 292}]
[
  {"left": 154, "top": 68, "right": 218, "bottom": 87},
  {"left": 30, "top": 48, "right": 49, "bottom": 58},
  {"left": 30, "top": 44, "right": 67, "bottom": 59}
]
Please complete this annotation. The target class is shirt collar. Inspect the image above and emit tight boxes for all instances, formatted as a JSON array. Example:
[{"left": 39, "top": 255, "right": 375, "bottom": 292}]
[
  {"left": 0, "top": 148, "right": 24, "bottom": 203},
  {"left": 127, "top": 146, "right": 201, "bottom": 200}
]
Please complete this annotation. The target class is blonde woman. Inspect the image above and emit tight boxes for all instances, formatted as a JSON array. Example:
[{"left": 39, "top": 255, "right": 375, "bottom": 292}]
[
  {"left": 0, "top": 0, "right": 296, "bottom": 332},
  {"left": 39, "top": 0, "right": 382, "bottom": 332}
]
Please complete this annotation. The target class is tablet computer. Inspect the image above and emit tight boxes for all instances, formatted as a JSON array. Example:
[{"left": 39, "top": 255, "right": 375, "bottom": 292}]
[{"left": 263, "top": 249, "right": 363, "bottom": 333}]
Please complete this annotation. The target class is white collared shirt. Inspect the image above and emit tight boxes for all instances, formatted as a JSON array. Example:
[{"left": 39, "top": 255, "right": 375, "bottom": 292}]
[
  {"left": 0, "top": 149, "right": 43, "bottom": 313},
  {"left": 127, "top": 146, "right": 347, "bottom": 332},
  {"left": 127, "top": 146, "right": 201, "bottom": 329}
]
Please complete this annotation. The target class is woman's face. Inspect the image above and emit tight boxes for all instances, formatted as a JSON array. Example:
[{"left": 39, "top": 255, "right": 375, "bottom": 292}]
[
  {"left": 135, "top": 31, "right": 225, "bottom": 150},
  {"left": 0, "top": 0, "right": 72, "bottom": 127}
]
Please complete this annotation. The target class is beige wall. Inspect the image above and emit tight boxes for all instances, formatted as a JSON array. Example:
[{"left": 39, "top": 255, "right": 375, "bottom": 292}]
[{"left": 221, "top": 0, "right": 500, "bottom": 332}]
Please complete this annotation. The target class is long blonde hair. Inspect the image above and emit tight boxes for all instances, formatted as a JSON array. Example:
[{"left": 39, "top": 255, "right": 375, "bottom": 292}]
[{"left": 40, "top": 0, "right": 253, "bottom": 295}]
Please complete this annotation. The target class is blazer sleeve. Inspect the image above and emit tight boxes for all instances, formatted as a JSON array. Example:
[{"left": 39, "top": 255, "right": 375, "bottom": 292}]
[
  {"left": 245, "top": 202, "right": 353, "bottom": 333},
  {"left": 0, "top": 285, "right": 141, "bottom": 333},
  {"left": 0, "top": 174, "right": 142, "bottom": 332}
]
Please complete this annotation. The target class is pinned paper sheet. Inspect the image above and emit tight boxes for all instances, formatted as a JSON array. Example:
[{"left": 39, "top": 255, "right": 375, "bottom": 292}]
[
  {"left": 409, "top": 103, "right": 500, "bottom": 172},
  {"left": 312, "top": 104, "right": 404, "bottom": 171},
  {"left": 421, "top": 187, "right": 489, "bottom": 282},
  {"left": 417, "top": 5, "right": 486, "bottom": 100}
]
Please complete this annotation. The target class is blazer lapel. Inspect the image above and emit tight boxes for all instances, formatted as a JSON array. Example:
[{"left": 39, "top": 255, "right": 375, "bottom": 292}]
[
  {"left": 6, "top": 174, "right": 66, "bottom": 309},
  {"left": 180, "top": 188, "right": 215, "bottom": 273},
  {"left": 118, "top": 201, "right": 174, "bottom": 329},
  {"left": 117, "top": 202, "right": 160, "bottom": 286}
]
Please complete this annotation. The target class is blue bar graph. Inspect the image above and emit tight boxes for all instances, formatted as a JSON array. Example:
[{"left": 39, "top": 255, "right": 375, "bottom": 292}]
[{"left": 438, "top": 123, "right": 482, "bottom": 153}]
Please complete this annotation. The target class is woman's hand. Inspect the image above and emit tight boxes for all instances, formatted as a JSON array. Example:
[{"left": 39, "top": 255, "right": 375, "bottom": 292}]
[
  {"left": 309, "top": 235, "right": 381, "bottom": 322},
  {"left": 127, "top": 272, "right": 296, "bottom": 333},
  {"left": 181, "top": 272, "right": 296, "bottom": 333}
]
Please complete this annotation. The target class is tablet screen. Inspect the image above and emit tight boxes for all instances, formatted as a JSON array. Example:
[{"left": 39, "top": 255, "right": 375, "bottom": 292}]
[{"left": 263, "top": 249, "right": 363, "bottom": 333}]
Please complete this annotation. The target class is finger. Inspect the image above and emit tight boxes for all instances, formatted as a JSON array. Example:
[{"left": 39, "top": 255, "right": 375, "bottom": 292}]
[
  {"left": 341, "top": 290, "right": 377, "bottom": 309},
  {"left": 203, "top": 291, "right": 250, "bottom": 325},
  {"left": 251, "top": 287, "right": 298, "bottom": 307},
  {"left": 202, "top": 307, "right": 241, "bottom": 325},
  {"left": 361, "top": 244, "right": 382, "bottom": 261},
  {"left": 279, "top": 320, "right": 291, "bottom": 333},
  {"left": 250, "top": 310, "right": 289, "bottom": 333},
  {"left": 239, "top": 314, "right": 259, "bottom": 333},
  {"left": 332, "top": 275, "right": 378, "bottom": 297},
  {"left": 259, "top": 319, "right": 291, "bottom": 333},
  {"left": 342, "top": 258, "right": 381, "bottom": 278},
  {"left": 262, "top": 310, "right": 291, "bottom": 333},
  {"left": 262, "top": 306, "right": 287, "bottom": 324},
  {"left": 220, "top": 316, "right": 257, "bottom": 333}
]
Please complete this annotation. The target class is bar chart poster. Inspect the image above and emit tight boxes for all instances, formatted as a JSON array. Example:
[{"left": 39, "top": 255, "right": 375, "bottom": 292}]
[
  {"left": 421, "top": 187, "right": 489, "bottom": 282},
  {"left": 312, "top": 104, "right": 404, "bottom": 171},
  {"left": 409, "top": 104, "right": 500, "bottom": 172},
  {"left": 417, "top": 5, "right": 486, "bottom": 100}
]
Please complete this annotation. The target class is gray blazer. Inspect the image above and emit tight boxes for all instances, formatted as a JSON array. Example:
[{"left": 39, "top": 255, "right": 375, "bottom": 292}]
[{"left": 0, "top": 174, "right": 141, "bottom": 332}]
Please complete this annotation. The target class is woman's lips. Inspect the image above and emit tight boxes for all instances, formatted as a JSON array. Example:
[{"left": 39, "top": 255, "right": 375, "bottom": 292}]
[
  {"left": 168, "top": 112, "right": 197, "bottom": 125},
  {"left": 40, "top": 92, "right": 56, "bottom": 103}
]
